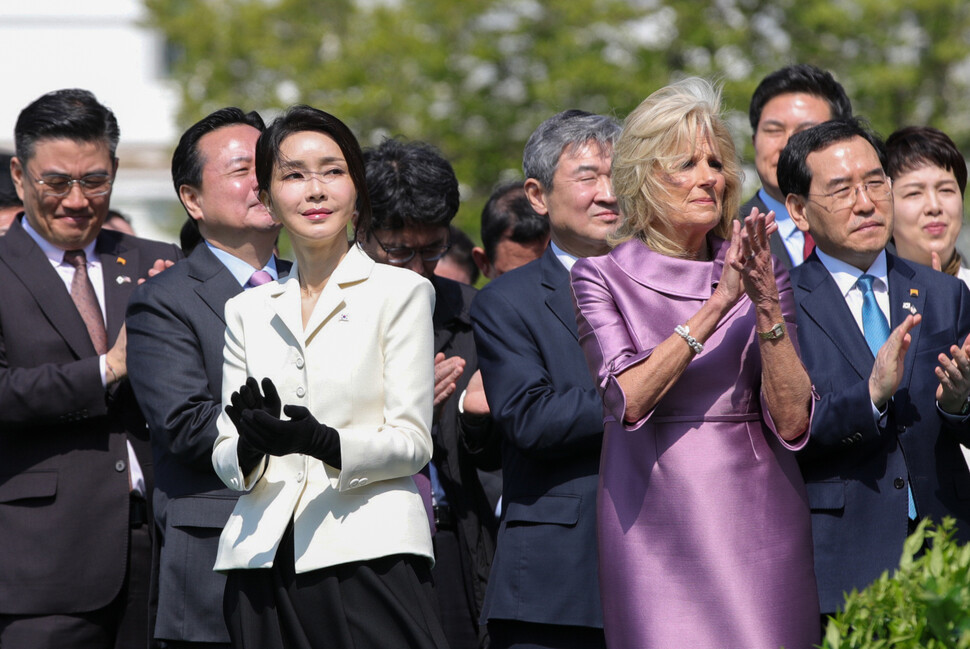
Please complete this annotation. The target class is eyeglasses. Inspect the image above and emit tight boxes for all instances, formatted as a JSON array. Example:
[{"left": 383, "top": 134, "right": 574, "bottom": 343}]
[
  {"left": 26, "top": 171, "right": 113, "bottom": 198},
  {"left": 278, "top": 166, "right": 347, "bottom": 185},
  {"left": 371, "top": 230, "right": 451, "bottom": 264},
  {"left": 807, "top": 177, "right": 892, "bottom": 212}
]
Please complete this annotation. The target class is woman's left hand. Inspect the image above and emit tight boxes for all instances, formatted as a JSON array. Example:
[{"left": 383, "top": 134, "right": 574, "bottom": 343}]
[{"left": 729, "top": 209, "right": 779, "bottom": 307}]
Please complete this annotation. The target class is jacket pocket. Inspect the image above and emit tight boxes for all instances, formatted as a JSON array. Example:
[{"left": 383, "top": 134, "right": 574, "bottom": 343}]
[
  {"left": 0, "top": 471, "right": 57, "bottom": 503},
  {"left": 169, "top": 494, "right": 238, "bottom": 529},
  {"left": 805, "top": 479, "right": 845, "bottom": 511},
  {"left": 504, "top": 494, "right": 581, "bottom": 526}
]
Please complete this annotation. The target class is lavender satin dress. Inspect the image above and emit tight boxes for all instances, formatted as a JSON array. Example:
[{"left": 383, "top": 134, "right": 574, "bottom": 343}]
[{"left": 571, "top": 236, "right": 819, "bottom": 649}]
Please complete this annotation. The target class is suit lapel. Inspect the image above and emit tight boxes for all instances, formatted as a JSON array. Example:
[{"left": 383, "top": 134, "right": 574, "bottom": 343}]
[
  {"left": 540, "top": 247, "right": 578, "bottom": 341},
  {"left": 96, "top": 231, "right": 138, "bottom": 344},
  {"left": 189, "top": 246, "right": 243, "bottom": 324},
  {"left": 887, "top": 255, "right": 924, "bottom": 393},
  {"left": 0, "top": 219, "right": 96, "bottom": 358},
  {"left": 796, "top": 257, "right": 875, "bottom": 380}
]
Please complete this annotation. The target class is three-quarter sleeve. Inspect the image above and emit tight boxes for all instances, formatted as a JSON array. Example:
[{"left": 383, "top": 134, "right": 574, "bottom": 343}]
[{"left": 571, "top": 259, "right": 656, "bottom": 430}]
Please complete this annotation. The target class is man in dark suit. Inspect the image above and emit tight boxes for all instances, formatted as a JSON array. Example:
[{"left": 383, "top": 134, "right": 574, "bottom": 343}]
[
  {"left": 359, "top": 138, "right": 497, "bottom": 649},
  {"left": 126, "top": 108, "right": 289, "bottom": 648},
  {"left": 779, "top": 118, "right": 970, "bottom": 616},
  {"left": 741, "top": 64, "right": 852, "bottom": 268},
  {"left": 470, "top": 110, "right": 620, "bottom": 649},
  {"left": 0, "top": 89, "right": 182, "bottom": 648}
]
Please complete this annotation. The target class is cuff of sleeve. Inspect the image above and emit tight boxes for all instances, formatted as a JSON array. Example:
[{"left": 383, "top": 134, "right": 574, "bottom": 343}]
[
  {"left": 937, "top": 400, "right": 970, "bottom": 423},
  {"left": 99, "top": 355, "right": 108, "bottom": 388}
]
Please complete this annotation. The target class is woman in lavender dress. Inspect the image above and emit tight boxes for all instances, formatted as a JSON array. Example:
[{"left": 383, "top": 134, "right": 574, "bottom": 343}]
[{"left": 571, "top": 78, "right": 819, "bottom": 649}]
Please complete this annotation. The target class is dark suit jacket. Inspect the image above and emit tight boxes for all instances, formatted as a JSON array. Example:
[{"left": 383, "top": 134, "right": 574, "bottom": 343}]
[
  {"left": 0, "top": 216, "right": 181, "bottom": 615},
  {"left": 430, "top": 276, "right": 498, "bottom": 639},
  {"left": 792, "top": 252, "right": 970, "bottom": 613},
  {"left": 126, "top": 244, "right": 290, "bottom": 642},
  {"left": 470, "top": 246, "right": 604, "bottom": 629},
  {"left": 741, "top": 191, "right": 793, "bottom": 269}
]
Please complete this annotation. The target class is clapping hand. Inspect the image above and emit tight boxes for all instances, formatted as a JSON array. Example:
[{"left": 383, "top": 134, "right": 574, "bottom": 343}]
[
  {"left": 225, "top": 377, "right": 282, "bottom": 473},
  {"left": 238, "top": 405, "right": 342, "bottom": 468},
  {"left": 936, "top": 334, "right": 970, "bottom": 415}
]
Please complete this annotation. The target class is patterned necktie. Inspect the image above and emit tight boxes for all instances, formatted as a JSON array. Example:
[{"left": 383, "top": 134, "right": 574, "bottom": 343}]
[
  {"left": 246, "top": 270, "right": 273, "bottom": 289},
  {"left": 857, "top": 274, "right": 918, "bottom": 520},
  {"left": 63, "top": 249, "right": 107, "bottom": 354},
  {"left": 857, "top": 274, "right": 890, "bottom": 358},
  {"left": 802, "top": 231, "right": 816, "bottom": 262}
]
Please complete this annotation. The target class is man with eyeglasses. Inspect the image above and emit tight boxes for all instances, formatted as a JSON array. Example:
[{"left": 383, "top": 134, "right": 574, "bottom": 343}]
[
  {"left": 359, "top": 137, "right": 497, "bottom": 649},
  {"left": 0, "top": 88, "right": 182, "bottom": 648},
  {"left": 778, "top": 118, "right": 970, "bottom": 621}
]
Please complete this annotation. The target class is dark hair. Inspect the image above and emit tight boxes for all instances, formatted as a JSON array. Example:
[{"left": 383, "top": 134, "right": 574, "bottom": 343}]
[
  {"left": 361, "top": 138, "right": 459, "bottom": 238},
  {"left": 480, "top": 181, "right": 549, "bottom": 261},
  {"left": 777, "top": 118, "right": 886, "bottom": 198},
  {"left": 886, "top": 126, "right": 967, "bottom": 195},
  {"left": 171, "top": 107, "right": 265, "bottom": 221},
  {"left": 255, "top": 105, "right": 371, "bottom": 238},
  {"left": 523, "top": 110, "right": 621, "bottom": 189},
  {"left": 15, "top": 89, "right": 120, "bottom": 162},
  {"left": 749, "top": 64, "right": 852, "bottom": 131},
  {"left": 179, "top": 216, "right": 204, "bottom": 255},
  {"left": 441, "top": 225, "right": 479, "bottom": 285},
  {"left": 0, "top": 153, "right": 22, "bottom": 209}
]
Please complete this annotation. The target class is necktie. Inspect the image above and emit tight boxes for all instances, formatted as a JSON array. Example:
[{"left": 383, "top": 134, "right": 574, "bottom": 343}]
[
  {"left": 64, "top": 249, "right": 107, "bottom": 354},
  {"left": 246, "top": 270, "right": 274, "bottom": 289},
  {"left": 857, "top": 274, "right": 917, "bottom": 519},
  {"left": 802, "top": 231, "right": 815, "bottom": 262},
  {"left": 857, "top": 274, "right": 890, "bottom": 358}
]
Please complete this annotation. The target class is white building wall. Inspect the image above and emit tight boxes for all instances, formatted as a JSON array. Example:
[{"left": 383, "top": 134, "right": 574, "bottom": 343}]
[{"left": 0, "top": 0, "right": 182, "bottom": 242}]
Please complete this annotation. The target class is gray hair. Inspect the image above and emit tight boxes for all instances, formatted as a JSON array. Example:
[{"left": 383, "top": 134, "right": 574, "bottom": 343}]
[{"left": 523, "top": 109, "right": 621, "bottom": 189}]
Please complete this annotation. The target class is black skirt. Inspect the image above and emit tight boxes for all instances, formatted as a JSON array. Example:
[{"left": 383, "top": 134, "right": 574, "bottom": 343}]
[{"left": 224, "top": 521, "right": 449, "bottom": 649}]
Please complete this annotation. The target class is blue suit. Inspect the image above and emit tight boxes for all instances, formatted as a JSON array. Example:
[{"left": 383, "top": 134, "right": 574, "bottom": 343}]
[
  {"left": 792, "top": 252, "right": 970, "bottom": 614},
  {"left": 470, "top": 246, "right": 604, "bottom": 644}
]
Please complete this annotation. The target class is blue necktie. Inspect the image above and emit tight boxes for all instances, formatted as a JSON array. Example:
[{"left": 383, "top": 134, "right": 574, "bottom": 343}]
[
  {"left": 857, "top": 274, "right": 917, "bottom": 520},
  {"left": 857, "top": 274, "right": 890, "bottom": 357}
]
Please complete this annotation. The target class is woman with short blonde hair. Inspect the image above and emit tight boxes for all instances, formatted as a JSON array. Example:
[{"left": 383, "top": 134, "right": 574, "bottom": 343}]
[{"left": 571, "top": 78, "right": 819, "bottom": 649}]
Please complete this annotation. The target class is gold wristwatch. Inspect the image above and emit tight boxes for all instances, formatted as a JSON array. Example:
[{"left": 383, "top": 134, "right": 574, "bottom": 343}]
[{"left": 758, "top": 323, "right": 785, "bottom": 340}]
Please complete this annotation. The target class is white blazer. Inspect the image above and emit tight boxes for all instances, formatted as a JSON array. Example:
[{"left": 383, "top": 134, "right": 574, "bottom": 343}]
[{"left": 212, "top": 245, "right": 435, "bottom": 573}]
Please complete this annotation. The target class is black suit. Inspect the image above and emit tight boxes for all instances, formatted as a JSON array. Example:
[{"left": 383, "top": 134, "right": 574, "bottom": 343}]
[
  {"left": 792, "top": 252, "right": 970, "bottom": 613},
  {"left": 126, "top": 244, "right": 290, "bottom": 645},
  {"left": 429, "top": 275, "right": 498, "bottom": 649},
  {"left": 470, "top": 247, "right": 605, "bottom": 648},
  {"left": 0, "top": 216, "right": 181, "bottom": 645}
]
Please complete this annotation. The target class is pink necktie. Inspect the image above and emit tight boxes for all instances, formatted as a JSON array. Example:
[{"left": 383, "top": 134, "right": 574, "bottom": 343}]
[
  {"left": 63, "top": 249, "right": 107, "bottom": 354},
  {"left": 247, "top": 270, "right": 273, "bottom": 288}
]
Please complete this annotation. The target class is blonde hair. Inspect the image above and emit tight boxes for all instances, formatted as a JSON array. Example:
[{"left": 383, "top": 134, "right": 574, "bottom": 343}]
[{"left": 610, "top": 77, "right": 742, "bottom": 257}]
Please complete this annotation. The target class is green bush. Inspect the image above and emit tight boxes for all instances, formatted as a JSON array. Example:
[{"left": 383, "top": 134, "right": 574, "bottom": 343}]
[{"left": 820, "top": 518, "right": 970, "bottom": 649}]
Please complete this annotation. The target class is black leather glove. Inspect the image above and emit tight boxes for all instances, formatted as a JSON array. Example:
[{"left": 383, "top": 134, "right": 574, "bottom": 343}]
[
  {"left": 238, "top": 404, "right": 342, "bottom": 469},
  {"left": 224, "top": 377, "right": 281, "bottom": 475}
]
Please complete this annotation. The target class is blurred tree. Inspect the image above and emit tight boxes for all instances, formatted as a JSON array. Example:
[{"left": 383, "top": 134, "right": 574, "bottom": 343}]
[{"left": 146, "top": 0, "right": 970, "bottom": 233}]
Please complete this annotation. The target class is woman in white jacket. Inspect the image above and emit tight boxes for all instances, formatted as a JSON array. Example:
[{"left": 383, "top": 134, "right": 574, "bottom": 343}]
[{"left": 211, "top": 105, "right": 447, "bottom": 649}]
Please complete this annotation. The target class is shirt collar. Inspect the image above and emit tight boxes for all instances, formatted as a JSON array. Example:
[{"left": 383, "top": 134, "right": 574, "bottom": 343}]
[
  {"left": 757, "top": 188, "right": 797, "bottom": 235},
  {"left": 205, "top": 241, "right": 279, "bottom": 287},
  {"left": 22, "top": 218, "right": 97, "bottom": 265},
  {"left": 816, "top": 247, "right": 889, "bottom": 298},
  {"left": 550, "top": 240, "right": 579, "bottom": 272}
]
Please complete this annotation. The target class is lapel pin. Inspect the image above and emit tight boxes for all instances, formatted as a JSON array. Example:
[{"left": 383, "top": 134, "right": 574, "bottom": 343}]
[
  {"left": 116, "top": 256, "right": 127, "bottom": 265},
  {"left": 339, "top": 313, "right": 349, "bottom": 322},
  {"left": 116, "top": 275, "right": 132, "bottom": 285},
  {"left": 901, "top": 301, "right": 917, "bottom": 315},
  {"left": 909, "top": 288, "right": 919, "bottom": 297}
]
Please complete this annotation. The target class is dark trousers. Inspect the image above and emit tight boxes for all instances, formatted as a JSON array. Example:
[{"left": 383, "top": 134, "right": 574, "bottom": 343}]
[
  {"left": 488, "top": 620, "right": 607, "bottom": 649},
  {"left": 432, "top": 526, "right": 480, "bottom": 649},
  {"left": 0, "top": 516, "right": 152, "bottom": 649},
  {"left": 224, "top": 522, "right": 448, "bottom": 649}
]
